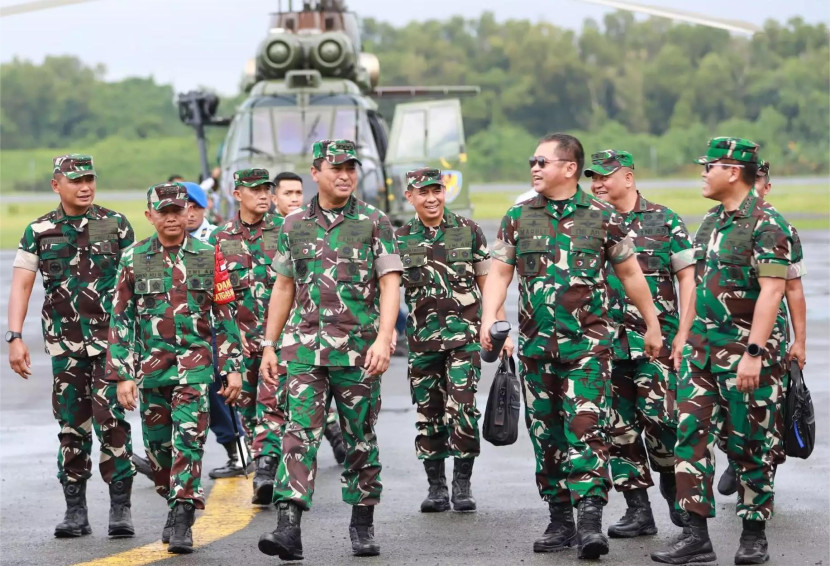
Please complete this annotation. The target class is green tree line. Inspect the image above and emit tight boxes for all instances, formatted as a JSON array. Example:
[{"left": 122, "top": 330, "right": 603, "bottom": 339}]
[{"left": 1, "top": 13, "right": 827, "bottom": 191}]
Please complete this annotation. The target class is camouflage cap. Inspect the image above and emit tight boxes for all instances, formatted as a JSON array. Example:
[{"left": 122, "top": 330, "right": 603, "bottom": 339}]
[
  {"left": 234, "top": 168, "right": 274, "bottom": 188},
  {"left": 406, "top": 168, "right": 444, "bottom": 190},
  {"left": 147, "top": 182, "right": 188, "bottom": 210},
  {"left": 695, "top": 137, "right": 760, "bottom": 165},
  {"left": 53, "top": 154, "right": 96, "bottom": 180},
  {"left": 584, "top": 149, "right": 634, "bottom": 177},
  {"left": 758, "top": 160, "right": 771, "bottom": 176},
  {"left": 312, "top": 139, "right": 362, "bottom": 166}
]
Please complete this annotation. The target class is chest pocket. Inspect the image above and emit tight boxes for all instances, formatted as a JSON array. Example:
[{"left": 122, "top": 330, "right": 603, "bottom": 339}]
[
  {"left": 88, "top": 218, "right": 120, "bottom": 273},
  {"left": 516, "top": 237, "right": 547, "bottom": 277},
  {"left": 39, "top": 236, "right": 74, "bottom": 280},
  {"left": 637, "top": 212, "right": 671, "bottom": 275},
  {"left": 262, "top": 228, "right": 280, "bottom": 254},
  {"left": 444, "top": 226, "right": 475, "bottom": 285},
  {"left": 289, "top": 220, "right": 318, "bottom": 284},
  {"left": 693, "top": 215, "right": 717, "bottom": 282},
  {"left": 134, "top": 253, "right": 170, "bottom": 315},
  {"left": 718, "top": 219, "right": 757, "bottom": 289},
  {"left": 401, "top": 247, "right": 428, "bottom": 288},
  {"left": 568, "top": 208, "right": 604, "bottom": 281},
  {"left": 186, "top": 250, "right": 214, "bottom": 311},
  {"left": 337, "top": 219, "right": 372, "bottom": 283},
  {"left": 220, "top": 240, "right": 249, "bottom": 290}
]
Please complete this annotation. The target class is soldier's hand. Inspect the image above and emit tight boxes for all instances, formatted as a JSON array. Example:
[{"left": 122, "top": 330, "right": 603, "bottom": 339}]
[
  {"left": 260, "top": 347, "right": 280, "bottom": 386},
  {"left": 670, "top": 333, "right": 688, "bottom": 372},
  {"left": 736, "top": 353, "right": 762, "bottom": 393},
  {"left": 220, "top": 372, "right": 242, "bottom": 404},
  {"left": 501, "top": 335, "right": 515, "bottom": 358},
  {"left": 390, "top": 329, "right": 398, "bottom": 357},
  {"left": 8, "top": 339, "right": 31, "bottom": 379},
  {"left": 365, "top": 337, "right": 391, "bottom": 376},
  {"left": 117, "top": 381, "right": 139, "bottom": 411},
  {"left": 644, "top": 326, "right": 663, "bottom": 361},
  {"left": 788, "top": 340, "right": 806, "bottom": 370},
  {"left": 480, "top": 318, "right": 494, "bottom": 354}
]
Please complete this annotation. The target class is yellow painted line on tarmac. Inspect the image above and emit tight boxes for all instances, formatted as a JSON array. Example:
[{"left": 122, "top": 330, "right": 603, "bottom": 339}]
[{"left": 74, "top": 477, "right": 261, "bottom": 566}]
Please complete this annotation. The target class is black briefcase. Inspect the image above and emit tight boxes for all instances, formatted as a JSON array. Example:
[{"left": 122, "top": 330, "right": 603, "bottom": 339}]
[
  {"left": 483, "top": 355, "right": 521, "bottom": 446},
  {"left": 784, "top": 360, "right": 815, "bottom": 459}
]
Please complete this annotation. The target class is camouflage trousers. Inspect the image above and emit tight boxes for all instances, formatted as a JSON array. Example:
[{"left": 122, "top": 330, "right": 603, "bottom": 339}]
[
  {"left": 407, "top": 343, "right": 481, "bottom": 460},
  {"left": 273, "top": 362, "right": 382, "bottom": 510},
  {"left": 521, "top": 355, "right": 612, "bottom": 506},
  {"left": 608, "top": 357, "right": 677, "bottom": 491},
  {"left": 51, "top": 354, "right": 133, "bottom": 484},
  {"left": 140, "top": 383, "right": 210, "bottom": 509},
  {"left": 675, "top": 354, "right": 785, "bottom": 520},
  {"left": 236, "top": 353, "right": 284, "bottom": 460}
]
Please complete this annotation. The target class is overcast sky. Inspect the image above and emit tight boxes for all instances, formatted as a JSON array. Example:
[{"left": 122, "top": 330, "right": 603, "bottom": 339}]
[{"left": 1, "top": 0, "right": 828, "bottom": 96}]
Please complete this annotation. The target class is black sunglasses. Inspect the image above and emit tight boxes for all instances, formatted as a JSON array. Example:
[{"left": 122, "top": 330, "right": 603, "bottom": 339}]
[{"left": 529, "top": 156, "right": 572, "bottom": 169}]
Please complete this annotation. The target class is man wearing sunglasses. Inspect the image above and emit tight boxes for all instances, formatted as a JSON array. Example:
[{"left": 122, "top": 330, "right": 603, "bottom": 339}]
[
  {"left": 482, "top": 133, "right": 662, "bottom": 560},
  {"left": 585, "top": 150, "right": 695, "bottom": 538},
  {"left": 651, "top": 138, "right": 796, "bottom": 565}
]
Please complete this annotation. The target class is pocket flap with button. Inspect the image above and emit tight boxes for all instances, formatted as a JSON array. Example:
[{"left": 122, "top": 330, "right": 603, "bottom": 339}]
[{"left": 401, "top": 250, "right": 427, "bottom": 269}]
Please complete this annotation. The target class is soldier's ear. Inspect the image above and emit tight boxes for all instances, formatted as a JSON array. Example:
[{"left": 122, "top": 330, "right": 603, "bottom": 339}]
[{"left": 144, "top": 208, "right": 153, "bottom": 223}]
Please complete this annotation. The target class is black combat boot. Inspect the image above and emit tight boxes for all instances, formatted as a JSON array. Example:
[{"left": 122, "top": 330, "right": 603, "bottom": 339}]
[
  {"left": 161, "top": 509, "right": 174, "bottom": 543},
  {"left": 651, "top": 511, "right": 716, "bottom": 564},
  {"left": 131, "top": 454, "right": 154, "bottom": 480},
  {"left": 251, "top": 456, "right": 278, "bottom": 505},
  {"left": 349, "top": 505, "right": 380, "bottom": 557},
  {"left": 209, "top": 441, "right": 246, "bottom": 479},
  {"left": 324, "top": 421, "right": 347, "bottom": 465},
  {"left": 608, "top": 488, "right": 657, "bottom": 538},
  {"left": 718, "top": 463, "right": 739, "bottom": 496},
  {"left": 108, "top": 477, "right": 135, "bottom": 538},
  {"left": 659, "top": 472, "right": 689, "bottom": 528},
  {"left": 533, "top": 501, "right": 576, "bottom": 552},
  {"left": 167, "top": 502, "right": 196, "bottom": 554},
  {"left": 54, "top": 480, "right": 92, "bottom": 538},
  {"left": 450, "top": 458, "right": 476, "bottom": 512},
  {"left": 420, "top": 459, "right": 450, "bottom": 512},
  {"left": 259, "top": 501, "right": 304, "bottom": 560},
  {"left": 735, "top": 519, "right": 769, "bottom": 565},
  {"left": 576, "top": 496, "right": 609, "bottom": 559}
]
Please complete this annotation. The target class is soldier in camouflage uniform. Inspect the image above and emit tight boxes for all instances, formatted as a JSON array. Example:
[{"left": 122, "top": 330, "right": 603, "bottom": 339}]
[
  {"left": 481, "top": 133, "right": 663, "bottom": 560},
  {"left": 7, "top": 154, "right": 136, "bottom": 539},
  {"left": 396, "top": 168, "right": 513, "bottom": 514},
  {"left": 257, "top": 140, "right": 402, "bottom": 561},
  {"left": 108, "top": 182, "right": 243, "bottom": 554},
  {"left": 651, "top": 138, "right": 796, "bottom": 566},
  {"left": 585, "top": 150, "right": 696, "bottom": 536},
  {"left": 716, "top": 159, "right": 808, "bottom": 498}
]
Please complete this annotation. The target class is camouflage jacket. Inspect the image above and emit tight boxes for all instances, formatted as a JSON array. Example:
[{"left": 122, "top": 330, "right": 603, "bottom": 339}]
[
  {"left": 107, "top": 234, "right": 242, "bottom": 388},
  {"left": 395, "top": 210, "right": 490, "bottom": 352},
  {"left": 687, "top": 192, "right": 794, "bottom": 379},
  {"left": 492, "top": 188, "right": 635, "bottom": 361},
  {"left": 274, "top": 195, "right": 403, "bottom": 367},
  {"left": 606, "top": 193, "right": 694, "bottom": 360},
  {"left": 13, "top": 204, "right": 134, "bottom": 357},
  {"left": 209, "top": 212, "right": 281, "bottom": 356}
]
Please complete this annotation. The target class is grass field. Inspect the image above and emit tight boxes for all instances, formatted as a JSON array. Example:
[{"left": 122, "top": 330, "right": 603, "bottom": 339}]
[{"left": 1, "top": 183, "right": 826, "bottom": 249}]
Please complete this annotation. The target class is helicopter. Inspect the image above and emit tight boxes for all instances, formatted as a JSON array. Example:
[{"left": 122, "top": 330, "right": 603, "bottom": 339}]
[{"left": 176, "top": 0, "right": 480, "bottom": 225}]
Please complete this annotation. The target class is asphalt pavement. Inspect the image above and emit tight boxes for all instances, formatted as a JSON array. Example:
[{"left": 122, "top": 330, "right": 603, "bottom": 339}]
[{"left": 0, "top": 226, "right": 828, "bottom": 566}]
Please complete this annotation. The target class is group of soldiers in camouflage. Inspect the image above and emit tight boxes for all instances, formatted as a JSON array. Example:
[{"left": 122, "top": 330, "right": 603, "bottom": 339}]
[{"left": 6, "top": 131, "right": 804, "bottom": 564}]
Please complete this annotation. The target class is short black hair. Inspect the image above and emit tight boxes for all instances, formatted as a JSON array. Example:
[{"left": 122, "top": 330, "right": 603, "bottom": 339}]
[
  {"left": 722, "top": 158, "right": 758, "bottom": 186},
  {"left": 168, "top": 174, "right": 184, "bottom": 182},
  {"left": 274, "top": 171, "right": 303, "bottom": 188},
  {"left": 312, "top": 158, "right": 324, "bottom": 171},
  {"left": 538, "top": 133, "right": 585, "bottom": 175}
]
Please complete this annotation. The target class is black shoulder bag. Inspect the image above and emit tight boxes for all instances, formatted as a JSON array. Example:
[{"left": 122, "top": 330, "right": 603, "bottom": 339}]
[
  {"left": 785, "top": 360, "right": 815, "bottom": 459},
  {"left": 483, "top": 355, "right": 522, "bottom": 446}
]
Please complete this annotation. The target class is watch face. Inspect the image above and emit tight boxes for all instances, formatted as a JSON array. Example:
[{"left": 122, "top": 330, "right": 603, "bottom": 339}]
[
  {"left": 747, "top": 344, "right": 761, "bottom": 356},
  {"left": 5, "top": 331, "right": 17, "bottom": 342}
]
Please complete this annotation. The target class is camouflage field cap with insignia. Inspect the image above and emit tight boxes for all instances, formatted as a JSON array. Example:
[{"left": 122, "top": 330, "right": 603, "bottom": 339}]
[
  {"left": 584, "top": 149, "right": 634, "bottom": 177},
  {"left": 53, "top": 154, "right": 96, "bottom": 180},
  {"left": 758, "top": 160, "right": 771, "bottom": 176},
  {"left": 147, "top": 182, "right": 188, "bottom": 210},
  {"left": 234, "top": 168, "right": 274, "bottom": 189},
  {"left": 312, "top": 139, "right": 362, "bottom": 166},
  {"left": 406, "top": 168, "right": 444, "bottom": 190},
  {"left": 695, "top": 137, "right": 760, "bottom": 165}
]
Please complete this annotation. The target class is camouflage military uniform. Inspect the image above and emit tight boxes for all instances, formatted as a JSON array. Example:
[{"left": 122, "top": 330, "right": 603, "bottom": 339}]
[
  {"left": 492, "top": 187, "right": 635, "bottom": 505},
  {"left": 272, "top": 193, "right": 402, "bottom": 509},
  {"left": 107, "top": 184, "right": 242, "bottom": 510},
  {"left": 603, "top": 193, "right": 694, "bottom": 491},
  {"left": 676, "top": 190, "right": 794, "bottom": 521},
  {"left": 397, "top": 208, "right": 490, "bottom": 460},
  {"left": 14, "top": 163, "right": 135, "bottom": 486}
]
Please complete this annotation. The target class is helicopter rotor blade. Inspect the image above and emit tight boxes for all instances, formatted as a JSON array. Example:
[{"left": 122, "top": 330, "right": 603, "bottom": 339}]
[
  {"left": 571, "top": 0, "right": 761, "bottom": 35},
  {"left": 373, "top": 86, "right": 481, "bottom": 98},
  {"left": 1, "top": 0, "right": 101, "bottom": 18}
]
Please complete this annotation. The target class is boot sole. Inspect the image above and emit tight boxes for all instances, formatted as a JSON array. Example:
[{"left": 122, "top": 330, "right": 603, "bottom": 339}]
[
  {"left": 420, "top": 502, "right": 451, "bottom": 513},
  {"left": 54, "top": 525, "right": 92, "bottom": 538},
  {"left": 650, "top": 551, "right": 717, "bottom": 564},
  {"left": 608, "top": 524, "right": 658, "bottom": 538},
  {"left": 167, "top": 544, "right": 194, "bottom": 554},
  {"left": 735, "top": 552, "right": 770, "bottom": 565},
  {"left": 533, "top": 539, "right": 575, "bottom": 553},
  {"left": 353, "top": 546, "right": 380, "bottom": 557},
  {"left": 578, "top": 538, "right": 610, "bottom": 559},
  {"left": 108, "top": 527, "right": 135, "bottom": 538},
  {"left": 258, "top": 536, "right": 304, "bottom": 560}
]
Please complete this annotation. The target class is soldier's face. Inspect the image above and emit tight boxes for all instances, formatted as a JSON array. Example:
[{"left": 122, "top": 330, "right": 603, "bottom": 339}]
[
  {"left": 406, "top": 184, "right": 445, "bottom": 225},
  {"left": 186, "top": 202, "right": 207, "bottom": 230},
  {"left": 234, "top": 185, "right": 272, "bottom": 216},
  {"left": 312, "top": 161, "right": 357, "bottom": 203},
  {"left": 701, "top": 161, "right": 742, "bottom": 201},
  {"left": 51, "top": 174, "right": 96, "bottom": 215},
  {"left": 590, "top": 168, "right": 631, "bottom": 205},
  {"left": 530, "top": 142, "right": 576, "bottom": 194},
  {"left": 145, "top": 205, "right": 187, "bottom": 241},
  {"left": 273, "top": 179, "right": 304, "bottom": 216}
]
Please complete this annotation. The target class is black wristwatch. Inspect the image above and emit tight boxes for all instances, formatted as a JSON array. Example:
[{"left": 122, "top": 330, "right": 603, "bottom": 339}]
[
  {"left": 746, "top": 343, "right": 763, "bottom": 358},
  {"left": 5, "top": 331, "right": 22, "bottom": 343}
]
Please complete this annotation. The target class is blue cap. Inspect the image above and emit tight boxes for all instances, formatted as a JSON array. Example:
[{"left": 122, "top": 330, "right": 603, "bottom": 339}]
[{"left": 182, "top": 182, "right": 208, "bottom": 208}]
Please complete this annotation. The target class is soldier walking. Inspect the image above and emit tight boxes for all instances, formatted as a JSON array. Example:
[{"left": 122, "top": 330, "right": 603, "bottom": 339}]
[
  {"left": 651, "top": 138, "right": 796, "bottom": 565},
  {"left": 585, "top": 150, "right": 696, "bottom": 535},
  {"left": 107, "top": 182, "right": 242, "bottom": 554},
  {"left": 481, "top": 133, "right": 663, "bottom": 560},
  {"left": 7, "top": 154, "right": 136, "bottom": 539},
  {"left": 257, "top": 140, "right": 402, "bottom": 561},
  {"left": 396, "top": 168, "right": 512, "bottom": 513}
]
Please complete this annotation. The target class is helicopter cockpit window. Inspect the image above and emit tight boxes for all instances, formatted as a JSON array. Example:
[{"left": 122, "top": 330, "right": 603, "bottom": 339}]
[
  {"left": 394, "top": 110, "right": 427, "bottom": 160},
  {"left": 426, "top": 105, "right": 461, "bottom": 159}
]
